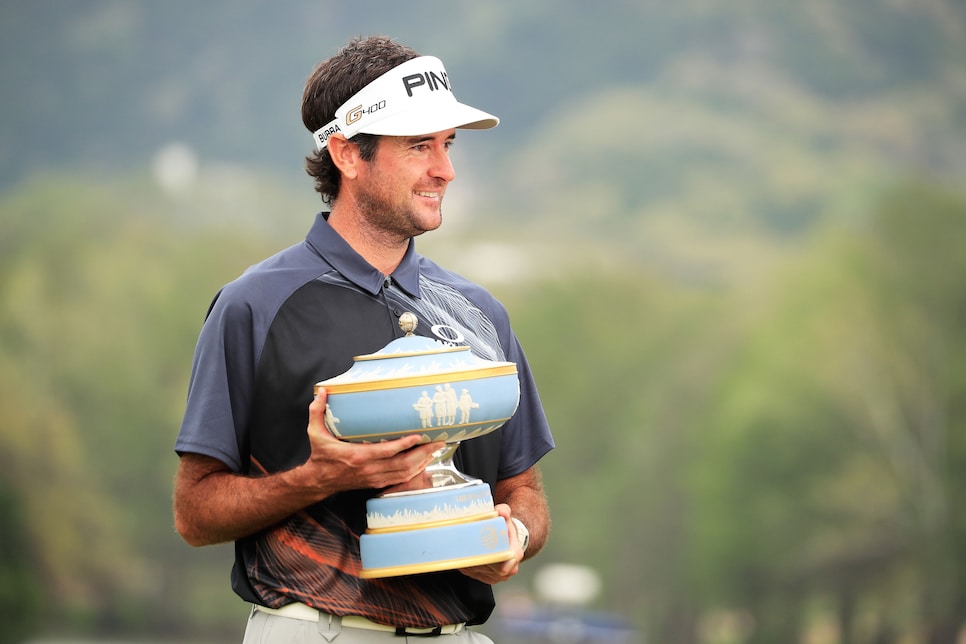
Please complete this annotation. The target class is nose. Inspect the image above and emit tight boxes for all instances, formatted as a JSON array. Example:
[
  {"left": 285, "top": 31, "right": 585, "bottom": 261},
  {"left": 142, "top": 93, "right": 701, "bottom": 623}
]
[{"left": 430, "top": 146, "right": 456, "bottom": 182}]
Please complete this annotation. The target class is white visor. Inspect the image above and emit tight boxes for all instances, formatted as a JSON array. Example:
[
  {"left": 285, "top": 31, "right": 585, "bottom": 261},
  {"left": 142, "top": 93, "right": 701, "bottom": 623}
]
[{"left": 313, "top": 56, "right": 498, "bottom": 151}]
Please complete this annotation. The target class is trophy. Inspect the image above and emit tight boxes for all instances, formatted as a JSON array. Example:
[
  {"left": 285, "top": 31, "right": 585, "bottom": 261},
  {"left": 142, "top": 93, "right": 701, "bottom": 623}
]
[{"left": 314, "top": 312, "right": 520, "bottom": 578}]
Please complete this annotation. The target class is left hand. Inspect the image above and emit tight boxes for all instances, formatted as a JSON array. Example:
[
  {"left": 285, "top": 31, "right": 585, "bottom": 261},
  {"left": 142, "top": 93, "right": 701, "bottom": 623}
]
[{"left": 458, "top": 503, "right": 524, "bottom": 584}]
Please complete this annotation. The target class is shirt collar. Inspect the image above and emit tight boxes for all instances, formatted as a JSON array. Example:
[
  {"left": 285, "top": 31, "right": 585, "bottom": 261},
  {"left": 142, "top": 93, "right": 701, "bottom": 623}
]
[{"left": 305, "top": 212, "right": 421, "bottom": 297}]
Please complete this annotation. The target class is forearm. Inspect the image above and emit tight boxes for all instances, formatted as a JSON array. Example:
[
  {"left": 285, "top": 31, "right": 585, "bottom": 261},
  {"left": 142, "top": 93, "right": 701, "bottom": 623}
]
[
  {"left": 495, "top": 466, "right": 551, "bottom": 560},
  {"left": 174, "top": 399, "right": 441, "bottom": 548},
  {"left": 174, "top": 454, "right": 326, "bottom": 546}
]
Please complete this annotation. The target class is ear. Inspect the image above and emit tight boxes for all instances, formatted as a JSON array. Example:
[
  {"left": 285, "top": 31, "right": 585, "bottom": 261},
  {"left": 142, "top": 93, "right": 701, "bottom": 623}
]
[{"left": 327, "top": 134, "right": 361, "bottom": 180}]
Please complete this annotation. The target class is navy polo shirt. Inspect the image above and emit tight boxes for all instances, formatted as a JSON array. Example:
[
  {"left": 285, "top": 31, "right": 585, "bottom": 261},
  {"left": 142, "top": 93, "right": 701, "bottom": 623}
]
[{"left": 175, "top": 213, "right": 554, "bottom": 628}]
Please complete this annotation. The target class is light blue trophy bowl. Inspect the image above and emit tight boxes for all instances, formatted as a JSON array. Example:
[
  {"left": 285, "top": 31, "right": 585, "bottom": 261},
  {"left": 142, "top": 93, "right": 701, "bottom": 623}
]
[{"left": 314, "top": 312, "right": 521, "bottom": 578}]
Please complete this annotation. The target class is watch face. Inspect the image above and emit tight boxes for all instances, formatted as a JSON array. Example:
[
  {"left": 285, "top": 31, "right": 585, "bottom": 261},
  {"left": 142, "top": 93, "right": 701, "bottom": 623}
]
[{"left": 512, "top": 518, "right": 529, "bottom": 550}]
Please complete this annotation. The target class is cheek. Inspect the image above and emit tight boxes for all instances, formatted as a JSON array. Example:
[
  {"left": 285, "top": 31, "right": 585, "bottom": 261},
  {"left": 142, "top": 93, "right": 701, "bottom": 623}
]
[{"left": 371, "top": 165, "right": 407, "bottom": 195}]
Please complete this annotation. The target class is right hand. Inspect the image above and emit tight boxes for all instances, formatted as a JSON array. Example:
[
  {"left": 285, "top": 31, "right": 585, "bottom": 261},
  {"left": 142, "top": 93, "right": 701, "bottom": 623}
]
[{"left": 303, "top": 388, "right": 444, "bottom": 494}]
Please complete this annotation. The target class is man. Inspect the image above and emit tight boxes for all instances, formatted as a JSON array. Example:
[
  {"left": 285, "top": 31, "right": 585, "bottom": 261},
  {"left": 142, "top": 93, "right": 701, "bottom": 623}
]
[{"left": 173, "top": 36, "right": 554, "bottom": 642}]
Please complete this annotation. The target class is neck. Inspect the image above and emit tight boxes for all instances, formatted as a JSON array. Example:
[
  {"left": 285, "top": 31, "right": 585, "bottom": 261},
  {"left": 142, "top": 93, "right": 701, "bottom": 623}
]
[{"left": 327, "top": 207, "right": 410, "bottom": 276}]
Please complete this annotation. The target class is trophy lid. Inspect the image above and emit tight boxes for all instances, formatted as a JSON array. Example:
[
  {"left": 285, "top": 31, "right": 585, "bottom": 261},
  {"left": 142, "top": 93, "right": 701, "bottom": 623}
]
[
  {"left": 315, "top": 312, "right": 516, "bottom": 393},
  {"left": 355, "top": 312, "right": 468, "bottom": 362}
]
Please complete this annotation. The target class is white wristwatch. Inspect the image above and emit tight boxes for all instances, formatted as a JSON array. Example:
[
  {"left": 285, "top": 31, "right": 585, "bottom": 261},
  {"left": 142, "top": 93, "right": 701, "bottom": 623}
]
[{"left": 511, "top": 517, "right": 530, "bottom": 552}]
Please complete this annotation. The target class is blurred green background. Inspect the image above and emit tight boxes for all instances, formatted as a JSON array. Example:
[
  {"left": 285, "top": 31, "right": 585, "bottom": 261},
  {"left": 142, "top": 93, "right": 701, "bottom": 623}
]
[{"left": 1, "top": 1, "right": 964, "bottom": 643}]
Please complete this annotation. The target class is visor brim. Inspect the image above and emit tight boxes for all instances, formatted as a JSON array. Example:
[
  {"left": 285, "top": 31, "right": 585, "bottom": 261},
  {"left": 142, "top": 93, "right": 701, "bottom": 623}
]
[{"left": 357, "top": 102, "right": 499, "bottom": 136}]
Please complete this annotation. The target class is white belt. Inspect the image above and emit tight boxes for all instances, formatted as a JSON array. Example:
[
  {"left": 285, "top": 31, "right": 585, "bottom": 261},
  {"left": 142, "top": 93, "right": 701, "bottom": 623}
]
[{"left": 253, "top": 602, "right": 465, "bottom": 636}]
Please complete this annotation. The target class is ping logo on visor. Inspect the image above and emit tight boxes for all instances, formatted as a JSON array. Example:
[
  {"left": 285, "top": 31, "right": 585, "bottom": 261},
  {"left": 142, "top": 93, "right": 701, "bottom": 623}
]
[
  {"left": 313, "top": 56, "right": 498, "bottom": 151},
  {"left": 401, "top": 69, "right": 451, "bottom": 96}
]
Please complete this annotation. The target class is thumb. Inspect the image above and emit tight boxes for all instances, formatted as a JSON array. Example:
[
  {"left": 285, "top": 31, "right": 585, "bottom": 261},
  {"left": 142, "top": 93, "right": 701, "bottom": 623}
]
[{"left": 308, "top": 387, "right": 335, "bottom": 439}]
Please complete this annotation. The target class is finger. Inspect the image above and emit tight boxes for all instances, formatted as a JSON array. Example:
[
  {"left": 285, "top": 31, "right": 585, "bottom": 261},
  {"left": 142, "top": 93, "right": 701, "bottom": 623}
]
[
  {"left": 368, "top": 436, "right": 438, "bottom": 460},
  {"left": 459, "top": 562, "right": 511, "bottom": 585},
  {"left": 307, "top": 391, "right": 337, "bottom": 440}
]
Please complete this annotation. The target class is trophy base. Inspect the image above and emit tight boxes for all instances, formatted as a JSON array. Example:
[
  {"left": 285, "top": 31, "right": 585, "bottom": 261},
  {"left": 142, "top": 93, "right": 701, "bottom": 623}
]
[
  {"left": 359, "top": 482, "right": 513, "bottom": 579},
  {"left": 359, "top": 514, "right": 513, "bottom": 579}
]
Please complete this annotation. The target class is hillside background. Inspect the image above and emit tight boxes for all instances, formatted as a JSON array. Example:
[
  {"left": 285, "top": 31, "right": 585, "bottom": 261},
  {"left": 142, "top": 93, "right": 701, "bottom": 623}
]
[{"left": 1, "top": 1, "right": 965, "bottom": 643}]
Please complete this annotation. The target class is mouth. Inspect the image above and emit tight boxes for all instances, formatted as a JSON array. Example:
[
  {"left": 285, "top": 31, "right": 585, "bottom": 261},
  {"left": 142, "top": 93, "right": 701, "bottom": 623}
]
[{"left": 414, "top": 190, "right": 442, "bottom": 201}]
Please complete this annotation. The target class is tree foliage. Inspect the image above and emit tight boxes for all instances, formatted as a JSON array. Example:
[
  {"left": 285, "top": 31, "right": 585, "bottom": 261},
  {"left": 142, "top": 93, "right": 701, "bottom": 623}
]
[
  {"left": 492, "top": 183, "right": 966, "bottom": 643},
  {"left": 0, "top": 175, "right": 275, "bottom": 640}
]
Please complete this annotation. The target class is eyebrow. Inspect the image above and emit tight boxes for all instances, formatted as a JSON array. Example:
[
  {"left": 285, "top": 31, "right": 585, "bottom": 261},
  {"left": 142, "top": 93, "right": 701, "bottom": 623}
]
[{"left": 401, "top": 132, "right": 457, "bottom": 145}]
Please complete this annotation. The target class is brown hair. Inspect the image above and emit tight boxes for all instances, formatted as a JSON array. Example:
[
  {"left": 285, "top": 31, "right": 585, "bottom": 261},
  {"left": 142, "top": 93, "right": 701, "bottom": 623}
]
[{"left": 302, "top": 36, "right": 419, "bottom": 203}]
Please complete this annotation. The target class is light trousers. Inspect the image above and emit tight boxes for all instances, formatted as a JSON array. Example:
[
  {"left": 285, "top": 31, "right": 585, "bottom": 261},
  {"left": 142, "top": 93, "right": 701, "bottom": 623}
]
[{"left": 242, "top": 607, "right": 496, "bottom": 644}]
